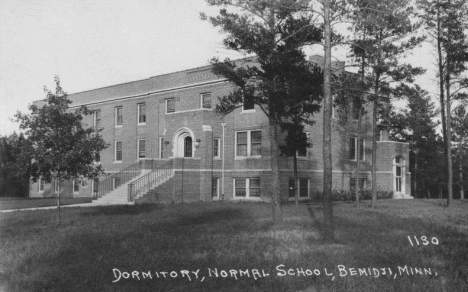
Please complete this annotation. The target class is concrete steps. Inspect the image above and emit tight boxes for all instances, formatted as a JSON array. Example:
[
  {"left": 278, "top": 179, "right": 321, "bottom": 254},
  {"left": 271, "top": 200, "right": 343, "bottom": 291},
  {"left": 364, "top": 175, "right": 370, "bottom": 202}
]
[{"left": 91, "top": 170, "right": 151, "bottom": 206}]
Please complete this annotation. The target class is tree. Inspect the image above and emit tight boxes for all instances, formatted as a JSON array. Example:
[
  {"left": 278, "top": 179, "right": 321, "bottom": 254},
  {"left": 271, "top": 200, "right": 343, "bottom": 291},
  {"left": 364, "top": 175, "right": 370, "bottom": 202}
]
[
  {"left": 0, "top": 133, "right": 32, "bottom": 197},
  {"left": 418, "top": 0, "right": 468, "bottom": 206},
  {"left": 389, "top": 84, "right": 441, "bottom": 198},
  {"left": 279, "top": 121, "right": 310, "bottom": 206},
  {"left": 202, "top": 0, "right": 323, "bottom": 223},
  {"left": 15, "top": 77, "right": 108, "bottom": 224},
  {"left": 347, "top": 0, "right": 425, "bottom": 207},
  {"left": 452, "top": 103, "right": 468, "bottom": 199}
]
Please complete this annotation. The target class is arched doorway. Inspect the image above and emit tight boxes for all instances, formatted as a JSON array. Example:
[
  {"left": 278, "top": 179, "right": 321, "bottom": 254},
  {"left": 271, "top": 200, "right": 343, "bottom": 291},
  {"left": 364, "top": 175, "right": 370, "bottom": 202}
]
[
  {"left": 394, "top": 156, "right": 405, "bottom": 195},
  {"left": 173, "top": 128, "right": 195, "bottom": 158}
]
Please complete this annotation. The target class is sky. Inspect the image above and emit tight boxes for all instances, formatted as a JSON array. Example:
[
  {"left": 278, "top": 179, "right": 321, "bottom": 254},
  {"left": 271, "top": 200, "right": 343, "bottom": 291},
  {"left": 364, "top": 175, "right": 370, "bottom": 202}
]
[{"left": 0, "top": 0, "right": 438, "bottom": 136}]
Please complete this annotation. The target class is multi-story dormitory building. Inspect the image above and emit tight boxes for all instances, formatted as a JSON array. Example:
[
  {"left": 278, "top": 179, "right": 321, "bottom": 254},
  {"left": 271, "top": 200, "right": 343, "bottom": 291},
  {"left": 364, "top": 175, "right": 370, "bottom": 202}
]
[{"left": 29, "top": 56, "right": 412, "bottom": 203}]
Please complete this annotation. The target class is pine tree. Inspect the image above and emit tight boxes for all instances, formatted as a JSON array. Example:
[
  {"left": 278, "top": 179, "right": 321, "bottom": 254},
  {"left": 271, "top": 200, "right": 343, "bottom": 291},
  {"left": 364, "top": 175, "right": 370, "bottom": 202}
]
[{"left": 202, "top": 0, "right": 323, "bottom": 223}]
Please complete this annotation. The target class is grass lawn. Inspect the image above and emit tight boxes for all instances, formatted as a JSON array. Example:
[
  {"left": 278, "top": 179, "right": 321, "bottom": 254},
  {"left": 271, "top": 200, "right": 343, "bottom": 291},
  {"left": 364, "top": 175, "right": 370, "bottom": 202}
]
[
  {"left": 0, "top": 199, "right": 467, "bottom": 292},
  {"left": 0, "top": 197, "right": 93, "bottom": 210}
]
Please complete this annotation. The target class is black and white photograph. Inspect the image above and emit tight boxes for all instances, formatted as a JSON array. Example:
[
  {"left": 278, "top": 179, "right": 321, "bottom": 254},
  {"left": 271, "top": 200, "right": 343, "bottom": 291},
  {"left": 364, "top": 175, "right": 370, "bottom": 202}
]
[{"left": 0, "top": 0, "right": 467, "bottom": 291}]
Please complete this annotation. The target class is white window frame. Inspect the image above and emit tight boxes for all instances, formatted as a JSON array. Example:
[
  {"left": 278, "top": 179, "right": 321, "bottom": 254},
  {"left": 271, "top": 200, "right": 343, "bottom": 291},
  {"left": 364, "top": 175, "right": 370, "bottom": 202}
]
[
  {"left": 115, "top": 106, "right": 123, "bottom": 127},
  {"left": 72, "top": 178, "right": 80, "bottom": 194},
  {"left": 349, "top": 137, "right": 365, "bottom": 161},
  {"left": 233, "top": 178, "right": 261, "bottom": 199},
  {"left": 241, "top": 96, "right": 255, "bottom": 112},
  {"left": 212, "top": 177, "right": 220, "bottom": 199},
  {"left": 137, "top": 103, "right": 146, "bottom": 125},
  {"left": 235, "top": 130, "right": 262, "bottom": 157},
  {"left": 394, "top": 156, "right": 405, "bottom": 194},
  {"left": 38, "top": 178, "right": 44, "bottom": 193},
  {"left": 288, "top": 178, "right": 310, "bottom": 198},
  {"left": 200, "top": 92, "right": 212, "bottom": 109},
  {"left": 213, "top": 138, "right": 220, "bottom": 158},
  {"left": 115, "top": 141, "right": 123, "bottom": 162},
  {"left": 159, "top": 137, "right": 164, "bottom": 159},
  {"left": 93, "top": 110, "right": 101, "bottom": 129},
  {"left": 137, "top": 139, "right": 146, "bottom": 159},
  {"left": 165, "top": 98, "right": 175, "bottom": 113}
]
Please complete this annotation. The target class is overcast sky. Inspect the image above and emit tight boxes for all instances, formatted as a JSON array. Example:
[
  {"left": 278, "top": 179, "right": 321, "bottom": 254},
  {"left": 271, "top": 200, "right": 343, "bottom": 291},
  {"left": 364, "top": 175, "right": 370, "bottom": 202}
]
[{"left": 0, "top": 0, "right": 437, "bottom": 136}]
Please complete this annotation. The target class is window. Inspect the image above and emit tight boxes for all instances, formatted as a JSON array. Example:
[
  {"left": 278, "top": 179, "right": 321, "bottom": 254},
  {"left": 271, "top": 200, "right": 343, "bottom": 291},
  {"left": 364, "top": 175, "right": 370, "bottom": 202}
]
[
  {"left": 212, "top": 178, "right": 219, "bottom": 198},
  {"left": 138, "top": 139, "right": 146, "bottom": 159},
  {"left": 349, "top": 137, "right": 364, "bottom": 161},
  {"left": 81, "top": 178, "right": 88, "bottom": 187},
  {"left": 115, "top": 141, "right": 123, "bottom": 162},
  {"left": 73, "top": 179, "right": 79, "bottom": 193},
  {"left": 138, "top": 103, "right": 146, "bottom": 124},
  {"left": 93, "top": 110, "right": 101, "bottom": 128},
  {"left": 166, "top": 98, "right": 175, "bottom": 113},
  {"left": 213, "top": 138, "right": 220, "bottom": 158},
  {"left": 297, "top": 147, "right": 307, "bottom": 157},
  {"left": 115, "top": 107, "right": 123, "bottom": 126},
  {"left": 236, "top": 130, "right": 262, "bottom": 157},
  {"left": 394, "top": 156, "right": 404, "bottom": 193},
  {"left": 243, "top": 96, "right": 255, "bottom": 111},
  {"left": 159, "top": 137, "right": 164, "bottom": 159},
  {"left": 94, "top": 152, "right": 100, "bottom": 163},
  {"left": 234, "top": 178, "right": 261, "bottom": 198},
  {"left": 299, "top": 178, "right": 309, "bottom": 197},
  {"left": 201, "top": 93, "right": 211, "bottom": 109},
  {"left": 38, "top": 178, "right": 44, "bottom": 192},
  {"left": 288, "top": 178, "right": 309, "bottom": 198},
  {"left": 350, "top": 178, "right": 366, "bottom": 190}
]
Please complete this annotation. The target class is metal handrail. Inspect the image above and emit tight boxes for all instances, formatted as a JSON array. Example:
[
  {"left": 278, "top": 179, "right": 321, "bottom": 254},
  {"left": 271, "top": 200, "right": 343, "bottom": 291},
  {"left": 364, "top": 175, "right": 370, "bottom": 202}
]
[
  {"left": 97, "top": 160, "right": 143, "bottom": 199},
  {"left": 128, "top": 160, "right": 174, "bottom": 202}
]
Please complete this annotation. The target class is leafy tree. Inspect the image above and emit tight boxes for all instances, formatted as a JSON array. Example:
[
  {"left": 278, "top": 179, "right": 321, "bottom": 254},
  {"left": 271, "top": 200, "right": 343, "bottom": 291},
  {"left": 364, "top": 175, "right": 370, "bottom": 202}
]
[
  {"left": 418, "top": 0, "right": 468, "bottom": 206},
  {"left": 202, "top": 0, "right": 323, "bottom": 223},
  {"left": 346, "top": 0, "right": 425, "bottom": 207},
  {"left": 0, "top": 133, "right": 32, "bottom": 197},
  {"left": 15, "top": 77, "right": 108, "bottom": 223},
  {"left": 279, "top": 121, "right": 310, "bottom": 206},
  {"left": 389, "top": 84, "right": 441, "bottom": 198}
]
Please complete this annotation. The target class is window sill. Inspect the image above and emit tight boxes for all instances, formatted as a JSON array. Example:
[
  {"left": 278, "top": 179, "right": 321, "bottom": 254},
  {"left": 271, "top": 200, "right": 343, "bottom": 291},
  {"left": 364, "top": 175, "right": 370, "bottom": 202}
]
[
  {"left": 115, "top": 125, "right": 123, "bottom": 128},
  {"left": 234, "top": 156, "right": 262, "bottom": 160},
  {"left": 233, "top": 197, "right": 262, "bottom": 200},
  {"left": 240, "top": 109, "right": 255, "bottom": 114},
  {"left": 137, "top": 123, "right": 146, "bottom": 126},
  {"left": 114, "top": 161, "right": 123, "bottom": 163}
]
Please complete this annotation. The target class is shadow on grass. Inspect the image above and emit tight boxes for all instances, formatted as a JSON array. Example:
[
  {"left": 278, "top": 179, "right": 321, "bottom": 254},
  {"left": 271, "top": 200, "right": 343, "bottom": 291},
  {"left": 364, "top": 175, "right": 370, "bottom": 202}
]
[{"left": 80, "top": 203, "right": 162, "bottom": 216}]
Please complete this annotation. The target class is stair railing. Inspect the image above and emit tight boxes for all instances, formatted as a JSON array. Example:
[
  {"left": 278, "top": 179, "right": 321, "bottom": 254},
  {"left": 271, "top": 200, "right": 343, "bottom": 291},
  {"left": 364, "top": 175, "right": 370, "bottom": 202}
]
[
  {"left": 128, "top": 160, "right": 174, "bottom": 202},
  {"left": 97, "top": 160, "right": 143, "bottom": 199}
]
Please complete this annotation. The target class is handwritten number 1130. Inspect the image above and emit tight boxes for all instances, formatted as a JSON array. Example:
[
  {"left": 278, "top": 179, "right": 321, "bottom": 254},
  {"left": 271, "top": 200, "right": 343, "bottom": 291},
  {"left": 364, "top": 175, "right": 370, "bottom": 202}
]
[{"left": 407, "top": 235, "right": 439, "bottom": 246}]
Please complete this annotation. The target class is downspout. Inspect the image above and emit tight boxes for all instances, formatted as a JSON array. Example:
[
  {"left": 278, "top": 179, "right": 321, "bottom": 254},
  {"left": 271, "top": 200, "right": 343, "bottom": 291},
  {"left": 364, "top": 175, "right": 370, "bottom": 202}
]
[{"left": 221, "top": 122, "right": 226, "bottom": 201}]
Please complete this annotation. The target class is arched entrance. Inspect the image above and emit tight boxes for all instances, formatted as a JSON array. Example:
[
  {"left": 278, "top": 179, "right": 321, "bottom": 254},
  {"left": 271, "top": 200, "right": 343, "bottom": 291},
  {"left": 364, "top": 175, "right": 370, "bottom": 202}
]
[{"left": 173, "top": 128, "right": 195, "bottom": 158}]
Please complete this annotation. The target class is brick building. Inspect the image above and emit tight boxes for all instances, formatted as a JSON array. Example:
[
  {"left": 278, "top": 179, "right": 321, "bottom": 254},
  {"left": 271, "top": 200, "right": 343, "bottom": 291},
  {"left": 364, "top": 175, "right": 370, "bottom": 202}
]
[{"left": 29, "top": 56, "right": 411, "bottom": 203}]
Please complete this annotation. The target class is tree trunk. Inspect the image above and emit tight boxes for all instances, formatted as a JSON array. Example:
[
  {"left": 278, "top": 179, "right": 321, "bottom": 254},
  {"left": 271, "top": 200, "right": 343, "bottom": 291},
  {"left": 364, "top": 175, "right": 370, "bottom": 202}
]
[
  {"left": 269, "top": 121, "right": 282, "bottom": 224},
  {"left": 57, "top": 180, "right": 61, "bottom": 225},
  {"left": 294, "top": 154, "right": 299, "bottom": 206},
  {"left": 446, "top": 73, "right": 453, "bottom": 206},
  {"left": 460, "top": 153, "right": 465, "bottom": 199},
  {"left": 322, "top": 0, "right": 334, "bottom": 241},
  {"left": 355, "top": 104, "right": 363, "bottom": 207}
]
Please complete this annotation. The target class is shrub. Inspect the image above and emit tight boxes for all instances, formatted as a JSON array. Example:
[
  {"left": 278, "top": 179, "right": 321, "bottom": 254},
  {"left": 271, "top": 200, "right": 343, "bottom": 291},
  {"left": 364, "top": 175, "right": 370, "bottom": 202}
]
[{"left": 312, "top": 188, "right": 393, "bottom": 202}]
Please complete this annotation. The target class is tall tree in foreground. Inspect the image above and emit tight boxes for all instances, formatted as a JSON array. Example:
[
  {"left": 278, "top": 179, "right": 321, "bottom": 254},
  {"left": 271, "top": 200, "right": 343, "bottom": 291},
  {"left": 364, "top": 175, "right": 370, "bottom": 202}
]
[
  {"left": 419, "top": 0, "right": 468, "bottom": 206},
  {"left": 348, "top": 0, "right": 424, "bottom": 207},
  {"left": 452, "top": 103, "right": 468, "bottom": 199},
  {"left": 202, "top": 0, "right": 323, "bottom": 223},
  {"left": 15, "top": 78, "right": 108, "bottom": 224}
]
